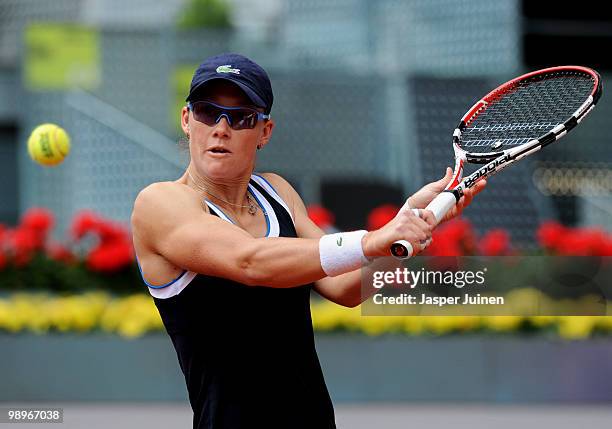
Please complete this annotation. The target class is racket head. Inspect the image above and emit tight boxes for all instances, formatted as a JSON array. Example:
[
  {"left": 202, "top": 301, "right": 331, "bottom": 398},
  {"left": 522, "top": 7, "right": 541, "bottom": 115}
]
[
  {"left": 391, "top": 66, "right": 602, "bottom": 259},
  {"left": 455, "top": 66, "right": 602, "bottom": 161}
]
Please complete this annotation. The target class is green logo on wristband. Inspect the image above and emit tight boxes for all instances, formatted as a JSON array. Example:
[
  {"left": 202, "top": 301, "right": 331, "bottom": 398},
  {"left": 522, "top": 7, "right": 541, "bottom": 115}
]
[{"left": 336, "top": 237, "right": 343, "bottom": 246}]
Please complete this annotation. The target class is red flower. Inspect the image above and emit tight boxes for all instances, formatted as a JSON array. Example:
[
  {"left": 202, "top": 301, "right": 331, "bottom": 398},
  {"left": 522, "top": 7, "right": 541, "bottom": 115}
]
[
  {"left": 555, "top": 232, "right": 593, "bottom": 256},
  {"left": 86, "top": 240, "right": 134, "bottom": 273},
  {"left": 21, "top": 207, "right": 54, "bottom": 233},
  {"left": 367, "top": 205, "right": 400, "bottom": 231},
  {"left": 10, "top": 227, "right": 40, "bottom": 253},
  {"left": 424, "top": 218, "right": 477, "bottom": 256},
  {"left": 46, "top": 242, "right": 76, "bottom": 264},
  {"left": 554, "top": 227, "right": 608, "bottom": 256},
  {"left": 599, "top": 239, "right": 612, "bottom": 257},
  {"left": 537, "top": 221, "right": 566, "bottom": 250},
  {"left": 95, "top": 220, "right": 131, "bottom": 244},
  {"left": 442, "top": 218, "right": 474, "bottom": 243},
  {"left": 478, "top": 229, "right": 510, "bottom": 256},
  {"left": 538, "top": 223, "right": 609, "bottom": 256},
  {"left": 307, "top": 205, "right": 335, "bottom": 229},
  {"left": 580, "top": 228, "right": 608, "bottom": 256},
  {"left": 425, "top": 236, "right": 462, "bottom": 256},
  {"left": 71, "top": 210, "right": 100, "bottom": 240},
  {"left": 71, "top": 210, "right": 135, "bottom": 272},
  {"left": 5, "top": 227, "right": 40, "bottom": 266}
]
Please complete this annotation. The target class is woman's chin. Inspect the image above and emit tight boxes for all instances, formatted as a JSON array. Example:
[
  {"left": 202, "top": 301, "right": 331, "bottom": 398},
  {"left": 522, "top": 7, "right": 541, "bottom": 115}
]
[
  {"left": 198, "top": 164, "right": 237, "bottom": 181},
  {"left": 193, "top": 156, "right": 253, "bottom": 181}
]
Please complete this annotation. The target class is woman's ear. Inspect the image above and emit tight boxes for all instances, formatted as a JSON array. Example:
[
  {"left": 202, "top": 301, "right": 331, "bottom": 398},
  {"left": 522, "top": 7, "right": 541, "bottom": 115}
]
[
  {"left": 257, "top": 119, "right": 275, "bottom": 150},
  {"left": 181, "top": 106, "right": 190, "bottom": 138}
]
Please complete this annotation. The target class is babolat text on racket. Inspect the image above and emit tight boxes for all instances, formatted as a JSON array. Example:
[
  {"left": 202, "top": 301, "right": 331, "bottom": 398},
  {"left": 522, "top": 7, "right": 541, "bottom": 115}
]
[{"left": 391, "top": 65, "right": 602, "bottom": 259}]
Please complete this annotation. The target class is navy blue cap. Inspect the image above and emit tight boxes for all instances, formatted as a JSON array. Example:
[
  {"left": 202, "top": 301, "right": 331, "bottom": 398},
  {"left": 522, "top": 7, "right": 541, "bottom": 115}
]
[{"left": 186, "top": 53, "right": 274, "bottom": 114}]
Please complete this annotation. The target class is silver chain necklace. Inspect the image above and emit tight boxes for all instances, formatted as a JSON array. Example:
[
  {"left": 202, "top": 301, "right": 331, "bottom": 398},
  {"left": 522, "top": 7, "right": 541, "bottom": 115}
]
[{"left": 187, "top": 169, "right": 258, "bottom": 215}]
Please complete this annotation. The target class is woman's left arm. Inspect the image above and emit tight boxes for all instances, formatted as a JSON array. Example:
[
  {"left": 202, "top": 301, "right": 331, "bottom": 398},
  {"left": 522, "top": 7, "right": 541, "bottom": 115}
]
[
  {"left": 258, "top": 173, "right": 360, "bottom": 306},
  {"left": 261, "top": 172, "right": 485, "bottom": 308}
]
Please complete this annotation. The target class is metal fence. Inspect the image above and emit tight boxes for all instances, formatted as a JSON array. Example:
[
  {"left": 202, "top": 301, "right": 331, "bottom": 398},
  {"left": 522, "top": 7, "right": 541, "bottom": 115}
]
[
  {"left": 282, "top": 0, "right": 521, "bottom": 76},
  {"left": 0, "top": 0, "right": 83, "bottom": 66},
  {"left": 4, "top": 0, "right": 611, "bottom": 243}
]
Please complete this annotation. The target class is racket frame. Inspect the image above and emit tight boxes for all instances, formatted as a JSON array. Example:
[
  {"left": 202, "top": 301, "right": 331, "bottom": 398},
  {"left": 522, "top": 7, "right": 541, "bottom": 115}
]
[
  {"left": 450, "top": 65, "right": 601, "bottom": 199},
  {"left": 390, "top": 66, "right": 602, "bottom": 259}
]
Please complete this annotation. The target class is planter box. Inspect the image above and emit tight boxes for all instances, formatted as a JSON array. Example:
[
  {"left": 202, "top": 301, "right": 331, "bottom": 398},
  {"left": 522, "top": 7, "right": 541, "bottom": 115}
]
[{"left": 2, "top": 333, "right": 612, "bottom": 402}]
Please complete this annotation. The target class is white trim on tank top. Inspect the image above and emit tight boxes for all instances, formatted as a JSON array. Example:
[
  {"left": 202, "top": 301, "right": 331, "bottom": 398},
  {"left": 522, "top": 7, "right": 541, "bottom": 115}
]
[{"left": 144, "top": 175, "right": 287, "bottom": 299}]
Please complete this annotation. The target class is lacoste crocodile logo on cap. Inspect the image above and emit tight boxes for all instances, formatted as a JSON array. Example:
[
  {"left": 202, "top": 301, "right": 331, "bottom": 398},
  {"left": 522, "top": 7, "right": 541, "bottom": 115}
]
[{"left": 216, "top": 65, "right": 240, "bottom": 75}]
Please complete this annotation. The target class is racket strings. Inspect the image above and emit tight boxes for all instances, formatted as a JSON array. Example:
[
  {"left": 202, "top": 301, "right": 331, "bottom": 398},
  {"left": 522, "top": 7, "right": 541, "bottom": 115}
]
[{"left": 460, "top": 72, "right": 595, "bottom": 153}]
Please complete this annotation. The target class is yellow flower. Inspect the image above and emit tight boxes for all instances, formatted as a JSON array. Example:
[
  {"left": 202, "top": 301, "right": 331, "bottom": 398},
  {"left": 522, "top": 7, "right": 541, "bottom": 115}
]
[
  {"left": 423, "top": 316, "right": 461, "bottom": 335},
  {"left": 311, "top": 301, "right": 343, "bottom": 331},
  {"left": 1, "top": 292, "right": 612, "bottom": 339},
  {"left": 528, "top": 316, "right": 557, "bottom": 328},
  {"left": 0, "top": 300, "right": 22, "bottom": 332},
  {"left": 557, "top": 317, "right": 596, "bottom": 340},
  {"left": 401, "top": 316, "right": 425, "bottom": 335},
  {"left": 483, "top": 316, "right": 524, "bottom": 332}
]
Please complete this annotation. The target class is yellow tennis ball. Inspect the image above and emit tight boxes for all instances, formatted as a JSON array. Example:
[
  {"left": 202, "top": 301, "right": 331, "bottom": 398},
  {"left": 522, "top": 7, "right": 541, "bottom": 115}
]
[{"left": 27, "top": 123, "right": 71, "bottom": 166}]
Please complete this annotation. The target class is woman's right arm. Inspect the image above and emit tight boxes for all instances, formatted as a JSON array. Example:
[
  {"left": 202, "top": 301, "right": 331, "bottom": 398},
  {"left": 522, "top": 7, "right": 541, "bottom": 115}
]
[
  {"left": 131, "top": 182, "right": 432, "bottom": 289},
  {"left": 131, "top": 182, "right": 326, "bottom": 288}
]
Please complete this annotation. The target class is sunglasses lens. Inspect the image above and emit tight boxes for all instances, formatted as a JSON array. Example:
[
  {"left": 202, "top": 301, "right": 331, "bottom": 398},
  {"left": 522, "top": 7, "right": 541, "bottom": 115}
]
[
  {"left": 231, "top": 111, "right": 258, "bottom": 130},
  {"left": 191, "top": 102, "right": 260, "bottom": 130},
  {"left": 192, "top": 103, "right": 221, "bottom": 126}
]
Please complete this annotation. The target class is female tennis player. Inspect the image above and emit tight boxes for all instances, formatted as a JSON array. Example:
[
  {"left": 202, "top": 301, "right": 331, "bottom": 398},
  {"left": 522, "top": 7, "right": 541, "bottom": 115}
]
[{"left": 131, "top": 53, "right": 484, "bottom": 429}]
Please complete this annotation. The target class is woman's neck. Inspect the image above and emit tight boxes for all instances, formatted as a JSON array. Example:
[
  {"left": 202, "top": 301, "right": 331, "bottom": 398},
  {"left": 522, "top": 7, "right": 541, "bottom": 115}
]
[{"left": 184, "top": 166, "right": 255, "bottom": 214}]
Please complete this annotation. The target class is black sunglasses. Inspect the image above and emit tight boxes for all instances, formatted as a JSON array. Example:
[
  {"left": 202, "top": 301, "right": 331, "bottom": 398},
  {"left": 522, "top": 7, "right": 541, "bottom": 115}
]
[{"left": 187, "top": 101, "right": 270, "bottom": 130}]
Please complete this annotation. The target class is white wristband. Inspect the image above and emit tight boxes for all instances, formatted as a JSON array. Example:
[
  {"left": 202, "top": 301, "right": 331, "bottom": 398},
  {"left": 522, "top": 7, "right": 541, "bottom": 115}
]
[{"left": 319, "top": 230, "right": 369, "bottom": 277}]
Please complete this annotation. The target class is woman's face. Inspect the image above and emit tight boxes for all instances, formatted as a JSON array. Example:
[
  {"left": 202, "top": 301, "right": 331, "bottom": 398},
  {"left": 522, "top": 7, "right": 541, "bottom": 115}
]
[{"left": 181, "top": 80, "right": 273, "bottom": 181}]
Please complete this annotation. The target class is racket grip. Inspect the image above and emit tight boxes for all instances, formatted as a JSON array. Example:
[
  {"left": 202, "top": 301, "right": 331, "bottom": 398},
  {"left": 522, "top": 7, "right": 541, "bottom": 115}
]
[
  {"left": 390, "top": 191, "right": 458, "bottom": 259},
  {"left": 426, "top": 190, "right": 458, "bottom": 223}
]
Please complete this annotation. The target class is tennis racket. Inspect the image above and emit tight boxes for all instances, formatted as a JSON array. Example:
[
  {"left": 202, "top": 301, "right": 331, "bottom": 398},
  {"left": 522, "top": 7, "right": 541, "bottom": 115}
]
[{"left": 391, "top": 65, "right": 602, "bottom": 259}]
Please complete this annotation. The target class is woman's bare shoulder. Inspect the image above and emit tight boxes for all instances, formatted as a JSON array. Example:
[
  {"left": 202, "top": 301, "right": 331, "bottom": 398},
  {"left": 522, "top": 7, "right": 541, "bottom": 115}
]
[
  {"left": 137, "top": 180, "right": 188, "bottom": 197},
  {"left": 132, "top": 181, "right": 207, "bottom": 227},
  {"left": 135, "top": 180, "right": 203, "bottom": 205}
]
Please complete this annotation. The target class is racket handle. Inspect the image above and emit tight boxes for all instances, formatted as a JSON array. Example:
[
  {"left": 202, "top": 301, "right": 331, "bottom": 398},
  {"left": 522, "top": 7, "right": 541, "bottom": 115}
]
[
  {"left": 390, "top": 240, "right": 413, "bottom": 259},
  {"left": 390, "top": 191, "right": 458, "bottom": 259},
  {"left": 426, "top": 190, "right": 458, "bottom": 223}
]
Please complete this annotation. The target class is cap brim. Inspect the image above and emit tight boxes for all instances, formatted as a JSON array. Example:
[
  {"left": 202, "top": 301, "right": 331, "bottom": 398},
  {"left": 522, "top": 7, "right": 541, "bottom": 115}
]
[{"left": 186, "top": 77, "right": 266, "bottom": 110}]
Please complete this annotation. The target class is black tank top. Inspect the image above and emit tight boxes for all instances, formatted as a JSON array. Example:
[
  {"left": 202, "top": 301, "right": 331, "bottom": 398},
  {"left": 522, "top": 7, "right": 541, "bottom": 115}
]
[{"left": 143, "top": 175, "right": 336, "bottom": 429}]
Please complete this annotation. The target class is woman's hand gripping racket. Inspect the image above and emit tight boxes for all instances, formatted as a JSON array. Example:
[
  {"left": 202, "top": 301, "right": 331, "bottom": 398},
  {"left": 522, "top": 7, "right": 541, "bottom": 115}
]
[{"left": 391, "top": 65, "right": 602, "bottom": 259}]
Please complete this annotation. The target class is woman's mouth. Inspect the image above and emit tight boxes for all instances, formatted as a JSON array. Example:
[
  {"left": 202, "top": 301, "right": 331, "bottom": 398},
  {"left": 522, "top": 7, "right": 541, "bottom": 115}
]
[{"left": 207, "top": 147, "right": 231, "bottom": 155}]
